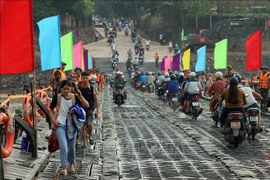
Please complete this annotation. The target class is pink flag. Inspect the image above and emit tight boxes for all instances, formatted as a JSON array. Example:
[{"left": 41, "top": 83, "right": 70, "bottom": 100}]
[
  {"left": 164, "top": 56, "right": 171, "bottom": 72},
  {"left": 73, "top": 41, "right": 83, "bottom": 69}
]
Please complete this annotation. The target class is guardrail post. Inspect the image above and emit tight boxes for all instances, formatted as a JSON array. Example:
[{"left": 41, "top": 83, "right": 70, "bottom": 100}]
[{"left": 0, "top": 123, "right": 5, "bottom": 180}]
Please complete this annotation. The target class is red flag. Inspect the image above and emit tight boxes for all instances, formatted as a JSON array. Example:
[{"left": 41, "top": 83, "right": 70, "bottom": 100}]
[
  {"left": 246, "top": 30, "right": 262, "bottom": 71},
  {"left": 0, "top": 0, "right": 35, "bottom": 74}
]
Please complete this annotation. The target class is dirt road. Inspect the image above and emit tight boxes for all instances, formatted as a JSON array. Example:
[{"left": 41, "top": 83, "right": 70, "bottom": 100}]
[{"left": 84, "top": 28, "right": 172, "bottom": 63}]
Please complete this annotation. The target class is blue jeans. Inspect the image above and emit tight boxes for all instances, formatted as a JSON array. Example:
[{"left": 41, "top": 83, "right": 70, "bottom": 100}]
[{"left": 56, "top": 124, "right": 77, "bottom": 168}]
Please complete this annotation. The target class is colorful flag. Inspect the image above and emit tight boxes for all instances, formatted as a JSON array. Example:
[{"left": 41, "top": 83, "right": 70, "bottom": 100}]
[
  {"left": 181, "top": 29, "right": 185, "bottom": 41},
  {"left": 0, "top": 0, "right": 35, "bottom": 74},
  {"left": 214, "top": 39, "right": 228, "bottom": 69},
  {"left": 164, "top": 56, "right": 171, "bottom": 72},
  {"left": 73, "top": 41, "right": 83, "bottom": 69},
  {"left": 172, "top": 53, "right": 181, "bottom": 71},
  {"left": 160, "top": 56, "right": 167, "bottom": 71},
  {"left": 81, "top": 48, "right": 85, "bottom": 71},
  {"left": 37, "top": 15, "right": 61, "bottom": 71},
  {"left": 195, "top": 46, "right": 206, "bottom": 72},
  {"left": 61, "top": 32, "right": 74, "bottom": 71},
  {"left": 246, "top": 30, "right": 262, "bottom": 70},
  {"left": 84, "top": 49, "right": 88, "bottom": 71},
  {"left": 182, "top": 49, "right": 191, "bottom": 70},
  {"left": 88, "top": 55, "right": 93, "bottom": 69}
]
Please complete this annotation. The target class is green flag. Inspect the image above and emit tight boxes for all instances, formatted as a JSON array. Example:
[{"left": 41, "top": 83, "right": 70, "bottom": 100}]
[
  {"left": 181, "top": 29, "right": 184, "bottom": 41},
  {"left": 61, "top": 32, "right": 74, "bottom": 71},
  {"left": 214, "top": 39, "right": 228, "bottom": 69}
]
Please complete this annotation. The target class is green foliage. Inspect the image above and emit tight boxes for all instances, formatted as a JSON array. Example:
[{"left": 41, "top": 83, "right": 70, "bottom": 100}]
[
  {"left": 33, "top": 0, "right": 95, "bottom": 22},
  {"left": 141, "top": 13, "right": 151, "bottom": 21}
]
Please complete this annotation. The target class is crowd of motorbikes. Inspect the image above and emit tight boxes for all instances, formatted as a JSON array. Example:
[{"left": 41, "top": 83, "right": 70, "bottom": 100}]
[
  {"left": 104, "top": 19, "right": 263, "bottom": 149},
  {"left": 129, "top": 70, "right": 263, "bottom": 148}
]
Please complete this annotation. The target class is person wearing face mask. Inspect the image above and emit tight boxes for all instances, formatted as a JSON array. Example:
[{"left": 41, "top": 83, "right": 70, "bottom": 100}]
[{"left": 90, "top": 75, "right": 99, "bottom": 93}]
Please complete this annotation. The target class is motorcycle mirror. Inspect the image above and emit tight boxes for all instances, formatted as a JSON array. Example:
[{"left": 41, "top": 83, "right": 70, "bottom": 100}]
[{"left": 246, "top": 94, "right": 249, "bottom": 97}]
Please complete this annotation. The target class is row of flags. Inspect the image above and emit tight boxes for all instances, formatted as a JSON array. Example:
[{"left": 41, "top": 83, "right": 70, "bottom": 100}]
[
  {"left": 0, "top": 0, "right": 94, "bottom": 75},
  {"left": 37, "top": 15, "right": 94, "bottom": 72},
  {"left": 160, "top": 29, "right": 262, "bottom": 72}
]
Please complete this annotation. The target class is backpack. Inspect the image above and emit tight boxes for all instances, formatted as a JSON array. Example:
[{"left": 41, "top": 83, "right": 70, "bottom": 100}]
[{"left": 78, "top": 85, "right": 95, "bottom": 109}]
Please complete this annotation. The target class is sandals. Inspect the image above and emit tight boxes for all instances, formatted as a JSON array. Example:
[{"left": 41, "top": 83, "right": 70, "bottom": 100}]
[
  {"left": 60, "top": 168, "right": 67, "bottom": 176},
  {"left": 89, "top": 139, "right": 94, "bottom": 146}
]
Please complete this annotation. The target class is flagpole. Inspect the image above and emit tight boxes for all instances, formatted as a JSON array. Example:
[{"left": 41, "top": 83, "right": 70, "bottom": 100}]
[{"left": 32, "top": 69, "right": 38, "bottom": 158}]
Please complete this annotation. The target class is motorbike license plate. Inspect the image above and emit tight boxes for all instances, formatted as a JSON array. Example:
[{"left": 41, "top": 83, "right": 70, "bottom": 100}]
[
  {"left": 231, "top": 121, "right": 241, "bottom": 129},
  {"left": 192, "top": 102, "right": 199, "bottom": 106},
  {"left": 172, "top": 97, "right": 177, "bottom": 101},
  {"left": 249, "top": 116, "right": 258, "bottom": 123}
]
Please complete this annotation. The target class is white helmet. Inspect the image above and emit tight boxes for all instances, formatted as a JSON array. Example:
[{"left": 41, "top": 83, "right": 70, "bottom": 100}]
[
  {"left": 215, "top": 71, "right": 223, "bottom": 79},
  {"left": 148, "top": 72, "right": 152, "bottom": 75},
  {"left": 179, "top": 72, "right": 184, "bottom": 76},
  {"left": 164, "top": 72, "right": 169, "bottom": 77},
  {"left": 90, "top": 75, "right": 96, "bottom": 81},
  {"left": 190, "top": 72, "right": 196, "bottom": 77}
]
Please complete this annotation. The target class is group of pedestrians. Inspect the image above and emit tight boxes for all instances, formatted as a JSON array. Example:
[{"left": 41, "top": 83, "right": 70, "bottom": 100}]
[{"left": 50, "top": 63, "right": 104, "bottom": 176}]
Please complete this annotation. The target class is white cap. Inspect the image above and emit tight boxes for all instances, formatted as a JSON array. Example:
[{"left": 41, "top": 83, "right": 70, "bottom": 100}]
[{"left": 190, "top": 72, "right": 196, "bottom": 77}]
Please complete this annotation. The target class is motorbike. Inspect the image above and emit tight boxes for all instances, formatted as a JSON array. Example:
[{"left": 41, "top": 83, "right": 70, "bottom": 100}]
[
  {"left": 170, "top": 92, "right": 179, "bottom": 111},
  {"left": 125, "top": 29, "right": 129, "bottom": 36},
  {"left": 118, "top": 26, "right": 122, "bottom": 31},
  {"left": 245, "top": 107, "right": 259, "bottom": 140},
  {"left": 147, "top": 83, "right": 154, "bottom": 93},
  {"left": 224, "top": 111, "right": 245, "bottom": 148},
  {"left": 146, "top": 45, "right": 150, "bottom": 51},
  {"left": 135, "top": 47, "right": 139, "bottom": 55},
  {"left": 114, "top": 85, "right": 125, "bottom": 107},
  {"left": 132, "top": 37, "right": 136, "bottom": 43},
  {"left": 111, "top": 60, "right": 118, "bottom": 71},
  {"left": 139, "top": 55, "right": 144, "bottom": 66},
  {"left": 141, "top": 83, "right": 146, "bottom": 92},
  {"left": 183, "top": 95, "right": 200, "bottom": 120}
]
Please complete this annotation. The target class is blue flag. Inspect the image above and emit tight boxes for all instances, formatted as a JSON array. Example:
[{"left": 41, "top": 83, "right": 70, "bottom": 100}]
[
  {"left": 195, "top": 46, "right": 206, "bottom": 72},
  {"left": 37, "top": 15, "right": 61, "bottom": 71},
  {"left": 88, "top": 55, "right": 92, "bottom": 69}
]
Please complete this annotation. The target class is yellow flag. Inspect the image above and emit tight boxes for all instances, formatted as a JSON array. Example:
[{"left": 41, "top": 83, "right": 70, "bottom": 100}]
[
  {"left": 182, "top": 48, "right": 190, "bottom": 70},
  {"left": 81, "top": 48, "right": 85, "bottom": 70}
]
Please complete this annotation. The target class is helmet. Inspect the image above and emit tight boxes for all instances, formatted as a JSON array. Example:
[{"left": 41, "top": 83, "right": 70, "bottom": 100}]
[
  {"left": 90, "top": 75, "right": 96, "bottom": 80},
  {"left": 230, "top": 77, "right": 238, "bottom": 84},
  {"left": 164, "top": 72, "right": 169, "bottom": 77},
  {"left": 179, "top": 72, "right": 184, "bottom": 77},
  {"left": 170, "top": 74, "right": 176, "bottom": 79},
  {"left": 157, "top": 72, "right": 161, "bottom": 76},
  {"left": 190, "top": 72, "right": 196, "bottom": 77},
  {"left": 116, "top": 71, "right": 121, "bottom": 75},
  {"left": 149, "top": 72, "right": 152, "bottom": 75},
  {"left": 215, "top": 71, "right": 223, "bottom": 79},
  {"left": 230, "top": 72, "right": 241, "bottom": 83}
]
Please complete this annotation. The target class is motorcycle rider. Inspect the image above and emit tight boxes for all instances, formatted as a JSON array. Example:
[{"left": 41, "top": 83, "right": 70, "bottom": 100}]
[
  {"left": 138, "top": 45, "right": 145, "bottom": 55},
  {"left": 147, "top": 72, "right": 156, "bottom": 92},
  {"left": 132, "top": 57, "right": 139, "bottom": 70},
  {"left": 145, "top": 39, "right": 150, "bottom": 49},
  {"left": 127, "top": 49, "right": 132, "bottom": 58},
  {"left": 183, "top": 72, "right": 203, "bottom": 113},
  {"left": 259, "top": 65, "right": 269, "bottom": 112},
  {"left": 168, "top": 40, "right": 173, "bottom": 53},
  {"left": 113, "top": 72, "right": 127, "bottom": 102},
  {"left": 208, "top": 71, "right": 226, "bottom": 119},
  {"left": 178, "top": 72, "right": 185, "bottom": 86},
  {"left": 137, "top": 35, "right": 142, "bottom": 44},
  {"left": 139, "top": 72, "right": 147, "bottom": 89},
  {"left": 134, "top": 43, "right": 140, "bottom": 54},
  {"left": 167, "top": 74, "right": 180, "bottom": 102},
  {"left": 174, "top": 43, "right": 180, "bottom": 54},
  {"left": 219, "top": 77, "right": 247, "bottom": 127}
]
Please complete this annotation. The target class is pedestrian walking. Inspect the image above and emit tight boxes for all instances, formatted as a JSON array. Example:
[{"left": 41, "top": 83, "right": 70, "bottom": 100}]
[
  {"left": 49, "top": 80, "right": 89, "bottom": 176},
  {"left": 259, "top": 65, "right": 270, "bottom": 112},
  {"left": 154, "top": 53, "right": 159, "bottom": 68}
]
